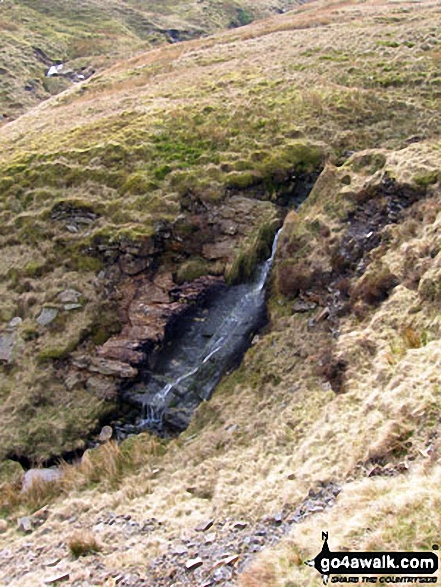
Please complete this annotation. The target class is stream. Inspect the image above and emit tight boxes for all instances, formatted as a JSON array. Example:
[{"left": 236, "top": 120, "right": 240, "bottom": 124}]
[{"left": 114, "top": 229, "right": 282, "bottom": 439}]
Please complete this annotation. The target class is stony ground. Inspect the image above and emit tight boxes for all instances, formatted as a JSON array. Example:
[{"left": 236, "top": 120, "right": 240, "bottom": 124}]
[{"left": 0, "top": 483, "right": 340, "bottom": 586}]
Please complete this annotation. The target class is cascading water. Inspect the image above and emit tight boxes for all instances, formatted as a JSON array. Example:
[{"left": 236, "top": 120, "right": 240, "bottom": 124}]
[{"left": 117, "top": 229, "right": 282, "bottom": 438}]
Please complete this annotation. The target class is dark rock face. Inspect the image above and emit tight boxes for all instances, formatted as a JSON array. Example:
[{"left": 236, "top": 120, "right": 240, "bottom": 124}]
[
  {"left": 97, "top": 274, "right": 224, "bottom": 369},
  {"left": 62, "top": 195, "right": 281, "bottom": 424},
  {"left": 115, "top": 232, "right": 280, "bottom": 438}
]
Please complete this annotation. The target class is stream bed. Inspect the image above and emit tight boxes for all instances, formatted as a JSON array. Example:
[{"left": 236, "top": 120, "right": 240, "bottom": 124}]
[{"left": 114, "top": 229, "right": 282, "bottom": 439}]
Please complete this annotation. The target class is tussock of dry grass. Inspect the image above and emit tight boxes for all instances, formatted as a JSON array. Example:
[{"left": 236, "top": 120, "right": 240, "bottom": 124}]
[
  {"left": 0, "top": 435, "right": 158, "bottom": 515},
  {"left": 238, "top": 465, "right": 441, "bottom": 586},
  {"left": 67, "top": 530, "right": 101, "bottom": 558}
]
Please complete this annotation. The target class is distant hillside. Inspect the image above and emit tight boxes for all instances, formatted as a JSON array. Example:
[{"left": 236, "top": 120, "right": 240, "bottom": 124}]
[{"left": 0, "top": 0, "right": 305, "bottom": 120}]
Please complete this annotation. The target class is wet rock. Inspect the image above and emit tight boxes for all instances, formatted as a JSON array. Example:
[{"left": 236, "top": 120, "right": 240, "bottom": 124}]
[
  {"left": 22, "top": 468, "right": 63, "bottom": 493},
  {"left": 185, "top": 557, "right": 203, "bottom": 571},
  {"left": 97, "top": 425, "right": 113, "bottom": 443},
  {"left": 0, "top": 332, "right": 16, "bottom": 363},
  {"left": 162, "top": 407, "right": 192, "bottom": 432},
  {"left": 117, "top": 236, "right": 279, "bottom": 436},
  {"left": 97, "top": 274, "right": 223, "bottom": 371},
  {"left": 195, "top": 519, "right": 214, "bottom": 532},
  {"left": 37, "top": 307, "right": 58, "bottom": 327}
]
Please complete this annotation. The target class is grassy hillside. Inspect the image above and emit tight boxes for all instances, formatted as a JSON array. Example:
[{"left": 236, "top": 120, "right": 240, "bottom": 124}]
[
  {"left": 0, "top": 0, "right": 440, "bottom": 585},
  {"left": 0, "top": 0, "right": 301, "bottom": 120}
]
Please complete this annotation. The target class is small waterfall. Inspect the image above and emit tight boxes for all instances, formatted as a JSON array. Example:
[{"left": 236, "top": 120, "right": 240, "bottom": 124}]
[
  {"left": 123, "top": 228, "right": 282, "bottom": 437},
  {"left": 256, "top": 228, "right": 282, "bottom": 290}
]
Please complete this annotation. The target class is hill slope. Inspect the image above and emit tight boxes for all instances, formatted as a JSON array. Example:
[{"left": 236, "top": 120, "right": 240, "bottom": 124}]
[
  {"left": 0, "top": 0, "right": 440, "bottom": 585},
  {"left": 0, "top": 0, "right": 303, "bottom": 120}
]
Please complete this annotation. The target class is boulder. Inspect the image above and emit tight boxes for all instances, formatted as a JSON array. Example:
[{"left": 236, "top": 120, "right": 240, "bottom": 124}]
[
  {"left": 8, "top": 317, "right": 23, "bottom": 329},
  {"left": 22, "top": 468, "right": 63, "bottom": 493},
  {"left": 17, "top": 516, "right": 33, "bottom": 533},
  {"left": 162, "top": 407, "right": 192, "bottom": 432},
  {"left": 97, "top": 425, "right": 113, "bottom": 443},
  {"left": 37, "top": 307, "right": 58, "bottom": 327},
  {"left": 58, "top": 290, "right": 81, "bottom": 304},
  {"left": 0, "top": 333, "right": 16, "bottom": 363}
]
